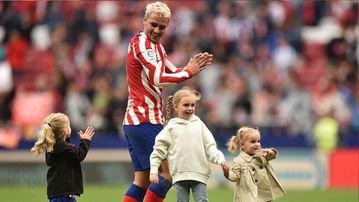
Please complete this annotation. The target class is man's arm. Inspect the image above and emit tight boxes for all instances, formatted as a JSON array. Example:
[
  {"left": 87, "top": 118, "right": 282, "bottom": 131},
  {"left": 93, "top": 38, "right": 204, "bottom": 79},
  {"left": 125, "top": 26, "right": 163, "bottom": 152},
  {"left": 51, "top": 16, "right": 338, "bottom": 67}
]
[
  {"left": 135, "top": 41, "right": 213, "bottom": 87},
  {"left": 136, "top": 49, "right": 191, "bottom": 86}
]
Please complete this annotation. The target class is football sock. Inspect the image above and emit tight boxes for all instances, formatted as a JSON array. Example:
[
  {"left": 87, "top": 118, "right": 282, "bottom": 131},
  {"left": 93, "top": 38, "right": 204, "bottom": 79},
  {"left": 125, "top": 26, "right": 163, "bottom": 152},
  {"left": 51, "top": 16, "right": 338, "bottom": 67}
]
[
  {"left": 123, "top": 195, "right": 138, "bottom": 202},
  {"left": 144, "top": 176, "right": 172, "bottom": 202},
  {"left": 123, "top": 183, "right": 146, "bottom": 202}
]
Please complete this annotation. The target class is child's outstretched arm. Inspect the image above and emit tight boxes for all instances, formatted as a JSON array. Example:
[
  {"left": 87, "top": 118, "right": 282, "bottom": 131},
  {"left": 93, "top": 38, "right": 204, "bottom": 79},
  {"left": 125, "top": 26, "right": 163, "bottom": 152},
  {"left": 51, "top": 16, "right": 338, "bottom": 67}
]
[{"left": 64, "top": 126, "right": 95, "bottom": 162}]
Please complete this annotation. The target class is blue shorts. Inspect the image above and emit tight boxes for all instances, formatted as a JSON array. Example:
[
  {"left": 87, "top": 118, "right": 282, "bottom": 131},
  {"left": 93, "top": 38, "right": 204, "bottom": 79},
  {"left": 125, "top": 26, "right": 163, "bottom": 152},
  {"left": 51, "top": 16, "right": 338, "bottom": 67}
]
[
  {"left": 49, "top": 196, "right": 76, "bottom": 202},
  {"left": 124, "top": 123, "right": 163, "bottom": 171}
]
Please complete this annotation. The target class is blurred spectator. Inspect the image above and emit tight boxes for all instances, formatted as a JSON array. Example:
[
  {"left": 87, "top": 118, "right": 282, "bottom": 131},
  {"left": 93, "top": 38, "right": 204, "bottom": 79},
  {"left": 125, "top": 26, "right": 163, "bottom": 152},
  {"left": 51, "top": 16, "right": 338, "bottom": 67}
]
[
  {"left": 6, "top": 29, "right": 28, "bottom": 74},
  {"left": 64, "top": 81, "right": 91, "bottom": 132},
  {"left": 0, "top": 41, "right": 14, "bottom": 125},
  {"left": 313, "top": 112, "right": 339, "bottom": 153},
  {"left": 312, "top": 76, "right": 351, "bottom": 128},
  {"left": 280, "top": 71, "right": 314, "bottom": 137},
  {"left": 105, "top": 74, "right": 128, "bottom": 136},
  {"left": 232, "top": 76, "right": 252, "bottom": 126},
  {"left": 0, "top": 26, "right": 12, "bottom": 94},
  {"left": 88, "top": 74, "right": 112, "bottom": 131},
  {"left": 0, "top": 127, "right": 21, "bottom": 149},
  {"left": 272, "top": 35, "right": 297, "bottom": 80},
  {"left": 0, "top": 0, "right": 357, "bottom": 149}
]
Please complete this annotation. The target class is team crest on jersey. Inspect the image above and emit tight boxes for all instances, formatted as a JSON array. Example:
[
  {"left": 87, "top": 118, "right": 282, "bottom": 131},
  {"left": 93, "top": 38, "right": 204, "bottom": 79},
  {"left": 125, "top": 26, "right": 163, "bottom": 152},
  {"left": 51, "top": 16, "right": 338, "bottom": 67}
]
[{"left": 145, "top": 49, "right": 156, "bottom": 61}]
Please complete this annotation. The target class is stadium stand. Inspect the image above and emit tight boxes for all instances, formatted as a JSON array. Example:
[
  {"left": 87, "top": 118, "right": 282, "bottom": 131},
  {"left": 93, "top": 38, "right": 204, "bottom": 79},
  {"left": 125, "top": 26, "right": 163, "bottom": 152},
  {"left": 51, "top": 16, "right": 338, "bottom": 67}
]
[{"left": 0, "top": 1, "right": 357, "bottom": 150}]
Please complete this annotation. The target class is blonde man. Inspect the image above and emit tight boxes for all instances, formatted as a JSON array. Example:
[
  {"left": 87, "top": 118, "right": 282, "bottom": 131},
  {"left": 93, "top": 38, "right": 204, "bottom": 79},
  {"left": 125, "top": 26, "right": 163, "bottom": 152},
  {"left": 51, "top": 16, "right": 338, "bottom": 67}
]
[{"left": 123, "top": 1, "right": 213, "bottom": 202}]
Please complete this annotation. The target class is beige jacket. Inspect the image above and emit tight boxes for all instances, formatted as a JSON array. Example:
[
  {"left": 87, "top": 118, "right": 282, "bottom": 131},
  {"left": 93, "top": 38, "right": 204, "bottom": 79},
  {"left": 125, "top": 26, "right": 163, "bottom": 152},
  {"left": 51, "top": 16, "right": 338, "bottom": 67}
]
[{"left": 228, "top": 149, "right": 286, "bottom": 202}]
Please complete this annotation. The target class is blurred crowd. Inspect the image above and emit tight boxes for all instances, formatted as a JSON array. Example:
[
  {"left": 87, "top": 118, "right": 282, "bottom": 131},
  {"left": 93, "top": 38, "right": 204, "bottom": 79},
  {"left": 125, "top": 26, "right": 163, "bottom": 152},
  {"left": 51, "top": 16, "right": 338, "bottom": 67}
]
[{"left": 0, "top": 0, "right": 357, "bottom": 149}]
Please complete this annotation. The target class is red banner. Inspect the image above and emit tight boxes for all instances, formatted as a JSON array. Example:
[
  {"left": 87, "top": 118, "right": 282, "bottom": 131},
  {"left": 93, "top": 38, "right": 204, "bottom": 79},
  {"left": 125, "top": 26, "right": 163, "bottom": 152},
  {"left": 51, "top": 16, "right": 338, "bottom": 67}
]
[
  {"left": 12, "top": 91, "right": 55, "bottom": 126},
  {"left": 329, "top": 149, "right": 359, "bottom": 188}
]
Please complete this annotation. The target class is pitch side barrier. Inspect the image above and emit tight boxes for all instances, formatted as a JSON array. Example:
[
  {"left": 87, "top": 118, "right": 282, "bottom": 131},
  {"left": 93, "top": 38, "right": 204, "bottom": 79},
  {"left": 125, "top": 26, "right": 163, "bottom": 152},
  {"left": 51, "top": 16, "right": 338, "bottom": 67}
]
[
  {"left": 0, "top": 148, "right": 335, "bottom": 190},
  {"left": 0, "top": 149, "right": 132, "bottom": 185},
  {"left": 2, "top": 148, "right": 358, "bottom": 189}
]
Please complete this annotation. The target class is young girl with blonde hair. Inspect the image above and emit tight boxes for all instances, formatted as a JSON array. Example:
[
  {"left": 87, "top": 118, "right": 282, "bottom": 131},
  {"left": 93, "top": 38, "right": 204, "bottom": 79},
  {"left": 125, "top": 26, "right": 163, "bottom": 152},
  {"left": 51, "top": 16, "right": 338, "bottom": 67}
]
[
  {"left": 149, "top": 87, "right": 229, "bottom": 202},
  {"left": 223, "top": 127, "right": 285, "bottom": 202},
  {"left": 31, "top": 112, "right": 95, "bottom": 202}
]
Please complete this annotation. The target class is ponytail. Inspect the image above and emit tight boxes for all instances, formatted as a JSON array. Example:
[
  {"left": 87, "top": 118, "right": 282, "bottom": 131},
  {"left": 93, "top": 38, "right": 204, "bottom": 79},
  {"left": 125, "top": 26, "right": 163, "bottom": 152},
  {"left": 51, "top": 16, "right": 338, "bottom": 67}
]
[
  {"left": 30, "top": 112, "right": 69, "bottom": 155},
  {"left": 164, "top": 95, "right": 174, "bottom": 126},
  {"left": 30, "top": 123, "right": 56, "bottom": 155},
  {"left": 227, "top": 135, "right": 239, "bottom": 154}
]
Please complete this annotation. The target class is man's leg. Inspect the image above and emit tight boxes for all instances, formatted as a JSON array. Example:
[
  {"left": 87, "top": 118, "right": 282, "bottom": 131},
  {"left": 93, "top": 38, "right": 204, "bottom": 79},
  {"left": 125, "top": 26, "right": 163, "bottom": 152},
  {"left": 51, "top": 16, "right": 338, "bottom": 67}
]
[
  {"left": 123, "top": 124, "right": 154, "bottom": 202},
  {"left": 123, "top": 171, "right": 149, "bottom": 202}
]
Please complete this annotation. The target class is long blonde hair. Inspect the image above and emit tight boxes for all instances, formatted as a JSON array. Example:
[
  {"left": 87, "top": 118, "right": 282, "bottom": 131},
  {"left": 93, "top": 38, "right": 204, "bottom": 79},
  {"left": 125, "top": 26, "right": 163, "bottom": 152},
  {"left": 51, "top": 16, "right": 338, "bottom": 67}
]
[
  {"left": 145, "top": 1, "right": 171, "bottom": 18},
  {"left": 227, "top": 127, "right": 259, "bottom": 154},
  {"left": 164, "top": 87, "right": 201, "bottom": 126},
  {"left": 30, "top": 113, "right": 69, "bottom": 155}
]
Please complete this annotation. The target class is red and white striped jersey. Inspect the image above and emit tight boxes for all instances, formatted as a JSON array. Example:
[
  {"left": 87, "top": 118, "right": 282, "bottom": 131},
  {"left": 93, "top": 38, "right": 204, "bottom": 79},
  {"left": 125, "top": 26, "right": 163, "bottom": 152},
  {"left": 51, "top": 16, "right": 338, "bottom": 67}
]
[{"left": 123, "top": 32, "right": 193, "bottom": 125}]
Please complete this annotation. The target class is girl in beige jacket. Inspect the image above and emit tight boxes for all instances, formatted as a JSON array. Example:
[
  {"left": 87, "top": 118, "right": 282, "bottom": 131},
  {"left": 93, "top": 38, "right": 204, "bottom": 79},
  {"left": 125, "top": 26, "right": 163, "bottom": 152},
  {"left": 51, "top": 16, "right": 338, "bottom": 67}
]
[{"left": 223, "top": 127, "right": 286, "bottom": 202}]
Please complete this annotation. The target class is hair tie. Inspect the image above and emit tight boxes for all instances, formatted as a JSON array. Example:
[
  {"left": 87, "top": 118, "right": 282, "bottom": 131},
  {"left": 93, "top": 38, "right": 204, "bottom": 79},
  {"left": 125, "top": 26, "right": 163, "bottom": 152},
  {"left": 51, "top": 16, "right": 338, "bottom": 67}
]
[
  {"left": 168, "top": 96, "right": 174, "bottom": 104},
  {"left": 193, "top": 90, "right": 201, "bottom": 100}
]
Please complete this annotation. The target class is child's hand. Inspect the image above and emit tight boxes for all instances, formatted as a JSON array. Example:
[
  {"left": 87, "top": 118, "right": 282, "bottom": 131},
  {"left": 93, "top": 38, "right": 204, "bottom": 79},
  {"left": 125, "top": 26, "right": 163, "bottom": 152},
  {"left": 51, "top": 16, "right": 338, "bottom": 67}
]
[
  {"left": 255, "top": 148, "right": 278, "bottom": 157},
  {"left": 149, "top": 174, "right": 159, "bottom": 184},
  {"left": 254, "top": 148, "right": 269, "bottom": 157},
  {"left": 221, "top": 161, "right": 230, "bottom": 179},
  {"left": 269, "top": 148, "right": 278, "bottom": 156},
  {"left": 78, "top": 126, "right": 95, "bottom": 141},
  {"left": 221, "top": 161, "right": 230, "bottom": 172}
]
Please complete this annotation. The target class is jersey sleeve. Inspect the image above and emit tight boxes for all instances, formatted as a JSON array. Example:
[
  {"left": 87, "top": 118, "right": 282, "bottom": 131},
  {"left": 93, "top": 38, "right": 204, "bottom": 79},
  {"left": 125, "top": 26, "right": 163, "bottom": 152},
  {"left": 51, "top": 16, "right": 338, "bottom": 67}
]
[{"left": 133, "top": 40, "right": 193, "bottom": 87}]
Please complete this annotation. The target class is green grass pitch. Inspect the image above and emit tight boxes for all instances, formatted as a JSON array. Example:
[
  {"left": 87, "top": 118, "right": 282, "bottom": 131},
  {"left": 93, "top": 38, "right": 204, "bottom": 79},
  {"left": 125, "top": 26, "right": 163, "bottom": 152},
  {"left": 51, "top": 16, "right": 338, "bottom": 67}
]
[{"left": 0, "top": 184, "right": 357, "bottom": 202}]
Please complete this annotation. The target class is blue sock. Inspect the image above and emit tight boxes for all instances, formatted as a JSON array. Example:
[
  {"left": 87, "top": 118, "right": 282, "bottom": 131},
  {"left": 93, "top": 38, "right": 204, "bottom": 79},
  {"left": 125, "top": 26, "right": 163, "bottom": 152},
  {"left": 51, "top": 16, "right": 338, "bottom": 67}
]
[
  {"left": 125, "top": 183, "right": 146, "bottom": 201},
  {"left": 148, "top": 176, "right": 172, "bottom": 198}
]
